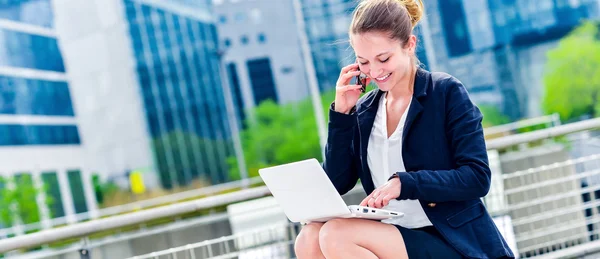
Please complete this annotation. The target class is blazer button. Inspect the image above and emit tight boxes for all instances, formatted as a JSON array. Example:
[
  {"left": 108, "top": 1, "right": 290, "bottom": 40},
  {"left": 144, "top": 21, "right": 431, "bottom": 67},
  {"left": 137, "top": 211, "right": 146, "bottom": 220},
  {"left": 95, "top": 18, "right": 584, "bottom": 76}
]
[{"left": 428, "top": 203, "right": 436, "bottom": 208}]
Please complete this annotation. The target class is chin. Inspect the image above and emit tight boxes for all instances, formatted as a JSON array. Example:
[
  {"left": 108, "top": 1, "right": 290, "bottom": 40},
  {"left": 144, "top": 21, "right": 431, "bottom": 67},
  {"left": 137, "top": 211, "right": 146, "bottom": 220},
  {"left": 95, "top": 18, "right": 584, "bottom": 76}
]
[{"left": 373, "top": 76, "right": 394, "bottom": 92}]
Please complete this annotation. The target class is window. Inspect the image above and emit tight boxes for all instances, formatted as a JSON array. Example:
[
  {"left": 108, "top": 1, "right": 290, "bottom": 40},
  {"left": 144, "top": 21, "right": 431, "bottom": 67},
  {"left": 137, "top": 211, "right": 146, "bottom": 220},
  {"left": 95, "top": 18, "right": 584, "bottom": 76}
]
[
  {"left": 224, "top": 38, "right": 231, "bottom": 47},
  {"left": 257, "top": 33, "right": 266, "bottom": 44},
  {"left": 438, "top": 0, "right": 472, "bottom": 56},
  {"left": 246, "top": 57, "right": 278, "bottom": 105},
  {"left": 0, "top": 76, "right": 74, "bottom": 116},
  {"left": 67, "top": 170, "right": 88, "bottom": 214},
  {"left": 240, "top": 35, "right": 249, "bottom": 45},
  {"left": 0, "top": 125, "right": 80, "bottom": 146},
  {"left": 0, "top": 29, "right": 66, "bottom": 72},
  {"left": 219, "top": 15, "right": 227, "bottom": 24},
  {"left": 42, "top": 172, "right": 65, "bottom": 218},
  {"left": 0, "top": 0, "right": 54, "bottom": 28}
]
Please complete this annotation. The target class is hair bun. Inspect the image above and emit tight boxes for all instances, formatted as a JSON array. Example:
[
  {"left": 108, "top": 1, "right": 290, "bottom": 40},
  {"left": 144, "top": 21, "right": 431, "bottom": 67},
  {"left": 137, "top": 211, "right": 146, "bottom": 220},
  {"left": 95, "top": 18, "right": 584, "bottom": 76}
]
[{"left": 397, "top": 0, "right": 423, "bottom": 28}]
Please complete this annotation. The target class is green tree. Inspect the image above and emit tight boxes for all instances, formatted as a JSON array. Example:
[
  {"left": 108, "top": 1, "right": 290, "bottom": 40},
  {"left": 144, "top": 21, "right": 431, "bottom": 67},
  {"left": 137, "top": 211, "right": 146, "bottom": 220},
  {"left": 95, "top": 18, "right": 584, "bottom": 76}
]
[
  {"left": 228, "top": 90, "right": 337, "bottom": 180},
  {"left": 0, "top": 175, "right": 53, "bottom": 228},
  {"left": 543, "top": 21, "right": 600, "bottom": 121},
  {"left": 479, "top": 105, "right": 510, "bottom": 127}
]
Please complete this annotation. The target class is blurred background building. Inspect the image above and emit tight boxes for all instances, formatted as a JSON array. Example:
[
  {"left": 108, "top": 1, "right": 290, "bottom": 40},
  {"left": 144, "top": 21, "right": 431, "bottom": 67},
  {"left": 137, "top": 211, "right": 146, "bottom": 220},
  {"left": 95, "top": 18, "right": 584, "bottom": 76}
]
[
  {"left": 424, "top": 0, "right": 600, "bottom": 120},
  {"left": 0, "top": 0, "right": 96, "bottom": 229},
  {"left": 214, "top": 0, "right": 311, "bottom": 128},
  {"left": 1, "top": 0, "right": 600, "bottom": 258},
  {"left": 53, "top": 0, "right": 237, "bottom": 192}
]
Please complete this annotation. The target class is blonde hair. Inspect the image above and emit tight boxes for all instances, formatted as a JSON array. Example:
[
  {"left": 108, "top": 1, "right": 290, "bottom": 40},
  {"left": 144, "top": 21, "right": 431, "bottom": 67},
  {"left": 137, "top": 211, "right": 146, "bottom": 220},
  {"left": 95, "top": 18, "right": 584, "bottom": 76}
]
[{"left": 349, "top": 0, "right": 424, "bottom": 49}]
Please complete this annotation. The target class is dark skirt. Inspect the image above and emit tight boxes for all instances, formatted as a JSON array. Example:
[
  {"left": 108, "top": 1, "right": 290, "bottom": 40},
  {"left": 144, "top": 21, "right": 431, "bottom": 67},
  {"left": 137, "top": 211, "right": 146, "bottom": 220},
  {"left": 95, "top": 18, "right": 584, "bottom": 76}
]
[{"left": 394, "top": 225, "right": 464, "bottom": 259}]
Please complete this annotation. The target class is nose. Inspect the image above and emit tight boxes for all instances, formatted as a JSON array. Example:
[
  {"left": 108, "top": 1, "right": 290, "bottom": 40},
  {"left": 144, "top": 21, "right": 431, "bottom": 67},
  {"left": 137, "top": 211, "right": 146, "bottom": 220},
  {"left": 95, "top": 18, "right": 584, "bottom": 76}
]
[{"left": 369, "top": 65, "right": 384, "bottom": 78}]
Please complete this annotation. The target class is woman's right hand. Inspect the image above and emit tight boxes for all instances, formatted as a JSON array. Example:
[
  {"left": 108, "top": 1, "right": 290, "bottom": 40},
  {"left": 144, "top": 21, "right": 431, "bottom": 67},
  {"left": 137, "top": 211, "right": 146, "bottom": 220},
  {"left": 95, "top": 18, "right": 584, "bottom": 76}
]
[{"left": 334, "top": 63, "right": 370, "bottom": 114}]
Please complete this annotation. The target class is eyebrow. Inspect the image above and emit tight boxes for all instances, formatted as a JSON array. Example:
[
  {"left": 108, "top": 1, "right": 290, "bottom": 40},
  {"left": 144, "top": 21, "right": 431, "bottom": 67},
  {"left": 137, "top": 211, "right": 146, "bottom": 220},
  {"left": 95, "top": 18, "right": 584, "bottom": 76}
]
[{"left": 356, "top": 51, "right": 391, "bottom": 59}]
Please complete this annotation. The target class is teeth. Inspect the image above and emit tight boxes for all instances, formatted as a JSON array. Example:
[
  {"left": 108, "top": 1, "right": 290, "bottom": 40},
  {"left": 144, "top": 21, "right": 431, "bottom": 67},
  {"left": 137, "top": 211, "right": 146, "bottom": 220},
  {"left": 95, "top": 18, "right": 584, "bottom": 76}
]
[{"left": 377, "top": 73, "right": 391, "bottom": 81}]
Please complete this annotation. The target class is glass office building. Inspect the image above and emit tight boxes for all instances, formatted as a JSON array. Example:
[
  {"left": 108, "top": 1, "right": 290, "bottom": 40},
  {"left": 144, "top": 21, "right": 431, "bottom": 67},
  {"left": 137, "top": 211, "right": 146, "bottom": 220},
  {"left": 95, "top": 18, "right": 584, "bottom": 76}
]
[
  {"left": 123, "top": 0, "right": 234, "bottom": 188},
  {"left": 432, "top": 0, "right": 600, "bottom": 119},
  {"left": 0, "top": 0, "right": 90, "bottom": 227}
]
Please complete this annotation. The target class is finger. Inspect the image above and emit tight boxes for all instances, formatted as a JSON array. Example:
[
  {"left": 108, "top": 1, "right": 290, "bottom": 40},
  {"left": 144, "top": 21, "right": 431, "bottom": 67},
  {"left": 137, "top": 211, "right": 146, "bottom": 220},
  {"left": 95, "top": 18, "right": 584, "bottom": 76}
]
[
  {"left": 338, "top": 70, "right": 361, "bottom": 86},
  {"left": 360, "top": 193, "right": 372, "bottom": 206},
  {"left": 372, "top": 190, "right": 381, "bottom": 200},
  {"left": 368, "top": 196, "right": 376, "bottom": 208},
  {"left": 382, "top": 194, "right": 392, "bottom": 207},
  {"left": 374, "top": 194, "right": 385, "bottom": 209},
  {"left": 340, "top": 63, "right": 359, "bottom": 76},
  {"left": 336, "top": 85, "right": 363, "bottom": 94}
]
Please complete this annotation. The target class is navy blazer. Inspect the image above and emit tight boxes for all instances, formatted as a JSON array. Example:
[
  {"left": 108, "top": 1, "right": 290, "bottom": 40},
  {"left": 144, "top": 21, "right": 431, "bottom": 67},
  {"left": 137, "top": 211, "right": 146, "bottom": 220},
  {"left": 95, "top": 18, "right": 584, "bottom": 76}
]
[{"left": 323, "top": 68, "right": 515, "bottom": 259}]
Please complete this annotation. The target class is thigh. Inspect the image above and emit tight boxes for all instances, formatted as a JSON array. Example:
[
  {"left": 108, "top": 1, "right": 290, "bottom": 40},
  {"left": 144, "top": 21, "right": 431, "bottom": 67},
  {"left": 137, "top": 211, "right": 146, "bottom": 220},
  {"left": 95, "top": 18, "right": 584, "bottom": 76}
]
[
  {"left": 320, "top": 218, "right": 408, "bottom": 259},
  {"left": 395, "top": 226, "right": 464, "bottom": 259}
]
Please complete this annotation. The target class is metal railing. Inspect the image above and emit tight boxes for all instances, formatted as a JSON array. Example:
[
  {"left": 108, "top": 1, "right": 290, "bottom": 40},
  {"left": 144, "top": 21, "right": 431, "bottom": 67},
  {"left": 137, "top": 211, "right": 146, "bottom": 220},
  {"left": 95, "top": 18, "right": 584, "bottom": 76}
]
[
  {"left": 0, "top": 114, "right": 562, "bottom": 237},
  {"left": 0, "top": 186, "right": 271, "bottom": 253},
  {"left": 127, "top": 222, "right": 299, "bottom": 259},
  {"left": 501, "top": 154, "right": 600, "bottom": 258},
  {"left": 129, "top": 146, "right": 600, "bottom": 259},
  {"left": 2, "top": 117, "right": 600, "bottom": 257},
  {"left": 0, "top": 114, "right": 562, "bottom": 238},
  {"left": 0, "top": 177, "right": 263, "bottom": 237},
  {"left": 484, "top": 113, "right": 560, "bottom": 138},
  {"left": 2, "top": 185, "right": 364, "bottom": 259}
]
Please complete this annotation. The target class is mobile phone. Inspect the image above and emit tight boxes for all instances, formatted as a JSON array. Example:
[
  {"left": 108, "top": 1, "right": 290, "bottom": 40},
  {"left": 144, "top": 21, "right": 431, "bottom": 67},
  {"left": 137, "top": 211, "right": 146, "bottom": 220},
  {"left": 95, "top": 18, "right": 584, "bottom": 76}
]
[{"left": 356, "top": 71, "right": 367, "bottom": 93}]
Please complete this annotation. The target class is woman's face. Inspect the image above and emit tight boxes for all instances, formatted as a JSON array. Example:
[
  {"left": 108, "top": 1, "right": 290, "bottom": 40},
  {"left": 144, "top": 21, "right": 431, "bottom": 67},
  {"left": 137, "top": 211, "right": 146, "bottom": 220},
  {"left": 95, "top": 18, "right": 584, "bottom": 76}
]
[{"left": 351, "top": 31, "right": 416, "bottom": 92}]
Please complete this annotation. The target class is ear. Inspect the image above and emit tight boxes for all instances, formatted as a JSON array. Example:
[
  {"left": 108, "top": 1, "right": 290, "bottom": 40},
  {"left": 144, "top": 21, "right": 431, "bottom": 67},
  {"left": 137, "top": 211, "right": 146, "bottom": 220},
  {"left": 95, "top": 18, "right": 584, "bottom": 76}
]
[{"left": 406, "top": 35, "right": 417, "bottom": 54}]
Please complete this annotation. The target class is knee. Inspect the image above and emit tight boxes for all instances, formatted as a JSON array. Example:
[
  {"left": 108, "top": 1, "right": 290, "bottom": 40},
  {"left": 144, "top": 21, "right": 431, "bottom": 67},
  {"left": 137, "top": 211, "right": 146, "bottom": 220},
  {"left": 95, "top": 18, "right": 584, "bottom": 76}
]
[
  {"left": 319, "top": 219, "right": 350, "bottom": 253},
  {"left": 295, "top": 223, "right": 323, "bottom": 258}
]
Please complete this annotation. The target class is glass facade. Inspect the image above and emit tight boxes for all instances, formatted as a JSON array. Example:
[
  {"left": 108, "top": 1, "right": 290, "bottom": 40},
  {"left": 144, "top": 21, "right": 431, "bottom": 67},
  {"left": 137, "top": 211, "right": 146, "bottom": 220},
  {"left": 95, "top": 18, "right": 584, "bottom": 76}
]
[
  {"left": 300, "top": 0, "right": 355, "bottom": 91},
  {"left": 123, "top": 0, "right": 234, "bottom": 188},
  {"left": 0, "top": 29, "right": 65, "bottom": 72},
  {"left": 432, "top": 0, "right": 600, "bottom": 119},
  {"left": 0, "top": 76, "right": 74, "bottom": 116},
  {"left": 227, "top": 62, "right": 246, "bottom": 128},
  {"left": 0, "top": 124, "right": 80, "bottom": 146},
  {"left": 0, "top": 0, "right": 53, "bottom": 28}
]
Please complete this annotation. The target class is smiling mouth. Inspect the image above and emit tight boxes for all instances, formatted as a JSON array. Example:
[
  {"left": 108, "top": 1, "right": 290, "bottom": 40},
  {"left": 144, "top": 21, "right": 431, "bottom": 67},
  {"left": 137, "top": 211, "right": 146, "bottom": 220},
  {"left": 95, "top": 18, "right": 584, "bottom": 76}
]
[{"left": 375, "top": 73, "right": 391, "bottom": 81}]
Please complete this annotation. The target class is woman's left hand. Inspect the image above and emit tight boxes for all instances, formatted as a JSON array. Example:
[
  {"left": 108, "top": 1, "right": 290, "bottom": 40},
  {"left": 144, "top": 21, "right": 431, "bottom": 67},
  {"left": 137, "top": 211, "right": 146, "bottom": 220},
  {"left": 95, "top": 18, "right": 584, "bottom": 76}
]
[{"left": 360, "top": 177, "right": 401, "bottom": 209}]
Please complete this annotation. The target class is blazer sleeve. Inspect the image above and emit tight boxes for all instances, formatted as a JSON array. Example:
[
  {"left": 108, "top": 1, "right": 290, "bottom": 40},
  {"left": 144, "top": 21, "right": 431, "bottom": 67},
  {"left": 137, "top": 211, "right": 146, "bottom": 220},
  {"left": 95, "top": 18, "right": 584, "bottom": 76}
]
[
  {"left": 322, "top": 103, "right": 360, "bottom": 196},
  {"left": 395, "top": 77, "right": 491, "bottom": 202}
]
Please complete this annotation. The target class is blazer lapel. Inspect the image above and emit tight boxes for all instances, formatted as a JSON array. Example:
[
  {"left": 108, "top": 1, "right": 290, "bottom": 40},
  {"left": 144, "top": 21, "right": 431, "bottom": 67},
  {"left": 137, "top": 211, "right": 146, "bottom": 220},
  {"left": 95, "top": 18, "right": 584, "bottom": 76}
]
[{"left": 402, "top": 69, "right": 429, "bottom": 144}]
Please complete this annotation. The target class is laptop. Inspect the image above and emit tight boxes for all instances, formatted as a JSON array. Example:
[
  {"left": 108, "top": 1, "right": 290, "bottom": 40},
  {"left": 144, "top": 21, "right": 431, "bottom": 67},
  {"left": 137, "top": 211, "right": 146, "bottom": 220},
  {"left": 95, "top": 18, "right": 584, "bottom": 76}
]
[{"left": 258, "top": 158, "right": 404, "bottom": 224}]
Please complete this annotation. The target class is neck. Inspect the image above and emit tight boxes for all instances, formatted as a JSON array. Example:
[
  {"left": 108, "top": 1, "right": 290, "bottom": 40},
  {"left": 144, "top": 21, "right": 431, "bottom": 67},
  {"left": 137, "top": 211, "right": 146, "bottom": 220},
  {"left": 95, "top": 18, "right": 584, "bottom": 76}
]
[{"left": 387, "top": 66, "right": 415, "bottom": 101}]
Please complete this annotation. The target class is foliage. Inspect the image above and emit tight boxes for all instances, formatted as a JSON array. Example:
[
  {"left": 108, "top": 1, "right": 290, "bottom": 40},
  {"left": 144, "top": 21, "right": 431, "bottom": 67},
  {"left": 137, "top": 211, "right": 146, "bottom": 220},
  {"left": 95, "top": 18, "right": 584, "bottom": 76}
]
[
  {"left": 543, "top": 21, "right": 600, "bottom": 121},
  {"left": 227, "top": 90, "right": 337, "bottom": 180}
]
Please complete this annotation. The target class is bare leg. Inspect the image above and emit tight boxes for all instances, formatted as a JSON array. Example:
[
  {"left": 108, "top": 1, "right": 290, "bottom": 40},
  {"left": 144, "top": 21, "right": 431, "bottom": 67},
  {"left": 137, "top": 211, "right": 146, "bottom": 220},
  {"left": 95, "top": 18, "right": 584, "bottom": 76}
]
[
  {"left": 319, "top": 218, "right": 408, "bottom": 259},
  {"left": 295, "top": 222, "right": 326, "bottom": 259}
]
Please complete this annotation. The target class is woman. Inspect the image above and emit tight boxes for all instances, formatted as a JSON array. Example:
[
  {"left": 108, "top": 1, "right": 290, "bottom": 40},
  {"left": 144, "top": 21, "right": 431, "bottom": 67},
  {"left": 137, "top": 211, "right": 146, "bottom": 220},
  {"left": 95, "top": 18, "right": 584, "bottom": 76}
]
[{"left": 294, "top": 0, "right": 515, "bottom": 258}]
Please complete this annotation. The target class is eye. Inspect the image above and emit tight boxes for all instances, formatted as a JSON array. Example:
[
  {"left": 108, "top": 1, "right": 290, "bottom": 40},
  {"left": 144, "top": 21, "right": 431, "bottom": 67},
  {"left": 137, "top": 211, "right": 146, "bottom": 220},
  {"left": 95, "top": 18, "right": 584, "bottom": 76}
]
[
  {"left": 380, "top": 57, "right": 390, "bottom": 63},
  {"left": 359, "top": 61, "right": 368, "bottom": 65}
]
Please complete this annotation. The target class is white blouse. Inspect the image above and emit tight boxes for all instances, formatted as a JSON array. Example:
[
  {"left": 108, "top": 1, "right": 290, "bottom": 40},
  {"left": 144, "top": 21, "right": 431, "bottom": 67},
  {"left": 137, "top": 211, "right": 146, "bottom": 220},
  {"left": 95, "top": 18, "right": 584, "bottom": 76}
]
[{"left": 366, "top": 93, "right": 433, "bottom": 228}]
